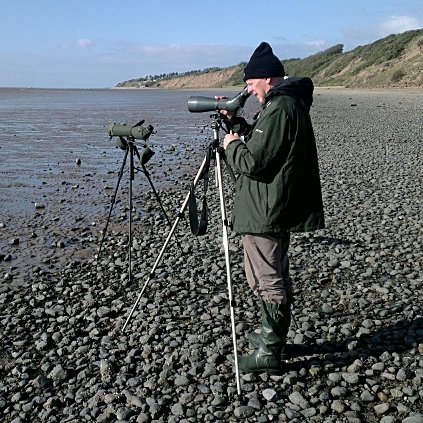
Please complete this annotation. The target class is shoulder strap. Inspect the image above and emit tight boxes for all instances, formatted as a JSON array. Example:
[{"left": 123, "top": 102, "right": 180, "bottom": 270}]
[{"left": 188, "top": 144, "right": 213, "bottom": 236}]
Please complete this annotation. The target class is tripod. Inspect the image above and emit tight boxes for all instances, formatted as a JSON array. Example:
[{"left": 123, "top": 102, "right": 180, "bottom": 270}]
[
  {"left": 122, "top": 116, "right": 242, "bottom": 395},
  {"left": 97, "top": 136, "right": 181, "bottom": 285}
]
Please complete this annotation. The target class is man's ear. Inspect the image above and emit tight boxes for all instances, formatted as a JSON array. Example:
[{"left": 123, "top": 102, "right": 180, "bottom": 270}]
[{"left": 267, "top": 77, "right": 278, "bottom": 87}]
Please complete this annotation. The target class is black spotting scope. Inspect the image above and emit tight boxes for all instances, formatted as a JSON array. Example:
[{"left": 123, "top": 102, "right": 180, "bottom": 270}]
[
  {"left": 107, "top": 120, "right": 154, "bottom": 141},
  {"left": 187, "top": 86, "right": 250, "bottom": 114}
]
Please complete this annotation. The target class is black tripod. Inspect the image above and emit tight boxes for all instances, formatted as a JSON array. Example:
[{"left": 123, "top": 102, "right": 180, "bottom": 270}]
[
  {"left": 122, "top": 116, "right": 242, "bottom": 395},
  {"left": 97, "top": 135, "right": 181, "bottom": 285}
]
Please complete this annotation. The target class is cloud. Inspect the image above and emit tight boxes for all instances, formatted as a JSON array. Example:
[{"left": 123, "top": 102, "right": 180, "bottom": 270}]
[
  {"left": 380, "top": 16, "right": 422, "bottom": 36},
  {"left": 99, "top": 43, "right": 251, "bottom": 73},
  {"left": 60, "top": 38, "right": 95, "bottom": 49},
  {"left": 271, "top": 39, "right": 333, "bottom": 60},
  {"left": 76, "top": 38, "right": 94, "bottom": 48},
  {"left": 305, "top": 39, "right": 328, "bottom": 50},
  {"left": 341, "top": 14, "right": 422, "bottom": 52},
  {"left": 379, "top": 15, "right": 422, "bottom": 36}
]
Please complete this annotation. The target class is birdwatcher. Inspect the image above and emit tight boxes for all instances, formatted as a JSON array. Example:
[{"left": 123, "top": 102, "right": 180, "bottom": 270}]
[{"left": 221, "top": 41, "right": 325, "bottom": 374}]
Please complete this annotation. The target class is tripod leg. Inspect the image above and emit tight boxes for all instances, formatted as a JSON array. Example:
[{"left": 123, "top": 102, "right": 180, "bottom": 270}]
[
  {"left": 128, "top": 144, "right": 135, "bottom": 285},
  {"left": 97, "top": 147, "right": 129, "bottom": 259},
  {"left": 215, "top": 149, "right": 242, "bottom": 396},
  {"left": 122, "top": 154, "right": 208, "bottom": 332},
  {"left": 141, "top": 164, "right": 184, "bottom": 253}
]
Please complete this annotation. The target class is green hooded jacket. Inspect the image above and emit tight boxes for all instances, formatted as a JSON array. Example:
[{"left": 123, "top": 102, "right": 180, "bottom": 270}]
[{"left": 225, "top": 84, "right": 325, "bottom": 234}]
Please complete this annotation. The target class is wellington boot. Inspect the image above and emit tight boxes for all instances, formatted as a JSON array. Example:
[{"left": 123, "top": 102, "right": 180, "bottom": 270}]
[
  {"left": 237, "top": 348, "right": 282, "bottom": 374},
  {"left": 248, "top": 332, "right": 292, "bottom": 361},
  {"left": 238, "top": 300, "right": 288, "bottom": 374},
  {"left": 247, "top": 297, "right": 292, "bottom": 358}
]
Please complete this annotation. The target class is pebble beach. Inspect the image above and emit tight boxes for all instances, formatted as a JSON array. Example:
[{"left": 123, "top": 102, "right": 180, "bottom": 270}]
[{"left": 0, "top": 88, "right": 422, "bottom": 422}]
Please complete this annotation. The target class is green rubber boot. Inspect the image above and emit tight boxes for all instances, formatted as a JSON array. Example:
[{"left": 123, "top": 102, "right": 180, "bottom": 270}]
[
  {"left": 248, "top": 296, "right": 292, "bottom": 358},
  {"left": 238, "top": 300, "right": 288, "bottom": 374}
]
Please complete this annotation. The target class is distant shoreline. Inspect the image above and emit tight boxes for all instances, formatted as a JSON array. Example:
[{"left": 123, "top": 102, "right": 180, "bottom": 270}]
[
  {"left": 112, "top": 85, "right": 423, "bottom": 94},
  {"left": 2, "top": 85, "right": 422, "bottom": 94}
]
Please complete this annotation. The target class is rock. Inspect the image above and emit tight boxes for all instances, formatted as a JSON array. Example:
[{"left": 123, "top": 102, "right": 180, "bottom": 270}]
[
  {"left": 170, "top": 402, "right": 185, "bottom": 416},
  {"left": 342, "top": 372, "right": 360, "bottom": 384},
  {"left": 361, "top": 390, "right": 375, "bottom": 402},
  {"left": 396, "top": 368, "right": 414, "bottom": 381},
  {"left": 234, "top": 406, "right": 255, "bottom": 419},
  {"left": 402, "top": 414, "right": 423, "bottom": 423},
  {"left": 374, "top": 403, "right": 390, "bottom": 415},
  {"left": 174, "top": 375, "right": 190, "bottom": 386},
  {"left": 262, "top": 388, "right": 277, "bottom": 401},
  {"left": 48, "top": 365, "right": 67, "bottom": 380},
  {"left": 116, "top": 406, "right": 132, "bottom": 420},
  {"left": 331, "top": 400, "right": 345, "bottom": 413},
  {"left": 288, "top": 391, "right": 309, "bottom": 409}
]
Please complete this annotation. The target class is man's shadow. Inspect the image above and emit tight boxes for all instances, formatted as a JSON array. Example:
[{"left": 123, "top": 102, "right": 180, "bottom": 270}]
[
  {"left": 284, "top": 235, "right": 421, "bottom": 370},
  {"left": 284, "top": 313, "right": 421, "bottom": 371}
]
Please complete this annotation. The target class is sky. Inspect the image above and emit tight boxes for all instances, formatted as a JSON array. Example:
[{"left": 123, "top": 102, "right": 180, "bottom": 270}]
[{"left": 1, "top": 0, "right": 422, "bottom": 88}]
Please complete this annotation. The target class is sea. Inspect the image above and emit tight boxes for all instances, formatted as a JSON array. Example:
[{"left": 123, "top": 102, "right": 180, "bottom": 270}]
[
  {"left": 0, "top": 87, "right": 248, "bottom": 215},
  {"left": 0, "top": 87, "right": 252, "bottom": 284}
]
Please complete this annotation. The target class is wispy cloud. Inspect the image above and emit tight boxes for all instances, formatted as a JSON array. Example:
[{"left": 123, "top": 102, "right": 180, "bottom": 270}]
[
  {"left": 379, "top": 15, "right": 422, "bottom": 36},
  {"left": 98, "top": 43, "right": 251, "bottom": 72},
  {"left": 341, "top": 14, "right": 422, "bottom": 52},
  {"left": 305, "top": 39, "right": 327, "bottom": 49},
  {"left": 271, "top": 39, "right": 333, "bottom": 60},
  {"left": 76, "top": 38, "right": 94, "bottom": 48},
  {"left": 60, "top": 38, "right": 95, "bottom": 49}
]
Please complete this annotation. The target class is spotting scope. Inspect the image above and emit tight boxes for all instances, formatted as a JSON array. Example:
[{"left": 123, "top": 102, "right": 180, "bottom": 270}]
[
  {"left": 187, "top": 86, "right": 250, "bottom": 114},
  {"left": 107, "top": 120, "right": 154, "bottom": 141}
]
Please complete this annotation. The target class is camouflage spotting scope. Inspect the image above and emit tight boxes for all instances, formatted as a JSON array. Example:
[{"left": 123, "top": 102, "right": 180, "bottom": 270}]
[{"left": 107, "top": 120, "right": 154, "bottom": 141}]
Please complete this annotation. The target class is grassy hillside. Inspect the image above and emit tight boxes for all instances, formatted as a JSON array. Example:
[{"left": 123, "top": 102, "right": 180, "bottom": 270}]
[{"left": 117, "top": 29, "right": 423, "bottom": 89}]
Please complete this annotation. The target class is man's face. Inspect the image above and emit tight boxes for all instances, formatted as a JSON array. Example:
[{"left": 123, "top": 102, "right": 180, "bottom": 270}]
[{"left": 245, "top": 78, "right": 271, "bottom": 104}]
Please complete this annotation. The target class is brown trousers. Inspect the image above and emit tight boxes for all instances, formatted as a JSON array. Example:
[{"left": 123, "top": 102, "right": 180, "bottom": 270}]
[{"left": 242, "top": 233, "right": 292, "bottom": 304}]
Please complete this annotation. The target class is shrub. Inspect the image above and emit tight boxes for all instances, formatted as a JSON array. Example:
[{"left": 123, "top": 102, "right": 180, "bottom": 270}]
[{"left": 391, "top": 69, "right": 405, "bottom": 82}]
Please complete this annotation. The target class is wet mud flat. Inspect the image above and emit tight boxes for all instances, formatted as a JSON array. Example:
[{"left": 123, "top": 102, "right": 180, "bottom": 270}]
[
  {"left": 0, "top": 88, "right": 220, "bottom": 287},
  {"left": 0, "top": 88, "right": 422, "bottom": 422}
]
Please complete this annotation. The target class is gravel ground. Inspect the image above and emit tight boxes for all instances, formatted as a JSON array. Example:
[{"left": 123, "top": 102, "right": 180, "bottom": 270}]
[{"left": 0, "top": 89, "right": 422, "bottom": 422}]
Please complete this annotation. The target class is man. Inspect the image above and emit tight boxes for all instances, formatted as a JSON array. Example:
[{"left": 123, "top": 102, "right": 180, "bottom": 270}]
[{"left": 222, "top": 42, "right": 325, "bottom": 374}]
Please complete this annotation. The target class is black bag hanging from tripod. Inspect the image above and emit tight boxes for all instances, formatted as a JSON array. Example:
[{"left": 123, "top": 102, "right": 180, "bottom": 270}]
[{"left": 188, "top": 144, "right": 213, "bottom": 236}]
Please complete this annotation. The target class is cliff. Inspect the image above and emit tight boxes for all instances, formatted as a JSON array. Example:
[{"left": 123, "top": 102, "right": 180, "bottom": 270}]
[{"left": 117, "top": 29, "right": 423, "bottom": 89}]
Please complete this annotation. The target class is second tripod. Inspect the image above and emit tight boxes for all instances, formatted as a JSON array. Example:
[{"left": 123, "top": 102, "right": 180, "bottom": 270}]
[{"left": 97, "top": 127, "right": 181, "bottom": 285}]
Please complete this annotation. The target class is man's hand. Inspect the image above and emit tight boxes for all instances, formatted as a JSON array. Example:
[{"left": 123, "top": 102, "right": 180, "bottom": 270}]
[
  {"left": 219, "top": 109, "right": 234, "bottom": 121},
  {"left": 215, "top": 96, "right": 234, "bottom": 121},
  {"left": 224, "top": 133, "right": 240, "bottom": 149}
]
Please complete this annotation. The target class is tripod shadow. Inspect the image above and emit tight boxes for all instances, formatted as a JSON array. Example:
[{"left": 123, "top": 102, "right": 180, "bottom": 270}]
[{"left": 283, "top": 316, "right": 422, "bottom": 371}]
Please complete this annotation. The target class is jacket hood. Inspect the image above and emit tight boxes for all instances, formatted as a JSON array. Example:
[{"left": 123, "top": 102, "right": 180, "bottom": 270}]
[{"left": 267, "top": 76, "right": 314, "bottom": 112}]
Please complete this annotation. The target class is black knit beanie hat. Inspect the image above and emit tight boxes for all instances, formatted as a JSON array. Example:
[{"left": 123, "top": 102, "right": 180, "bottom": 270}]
[{"left": 243, "top": 42, "right": 285, "bottom": 81}]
